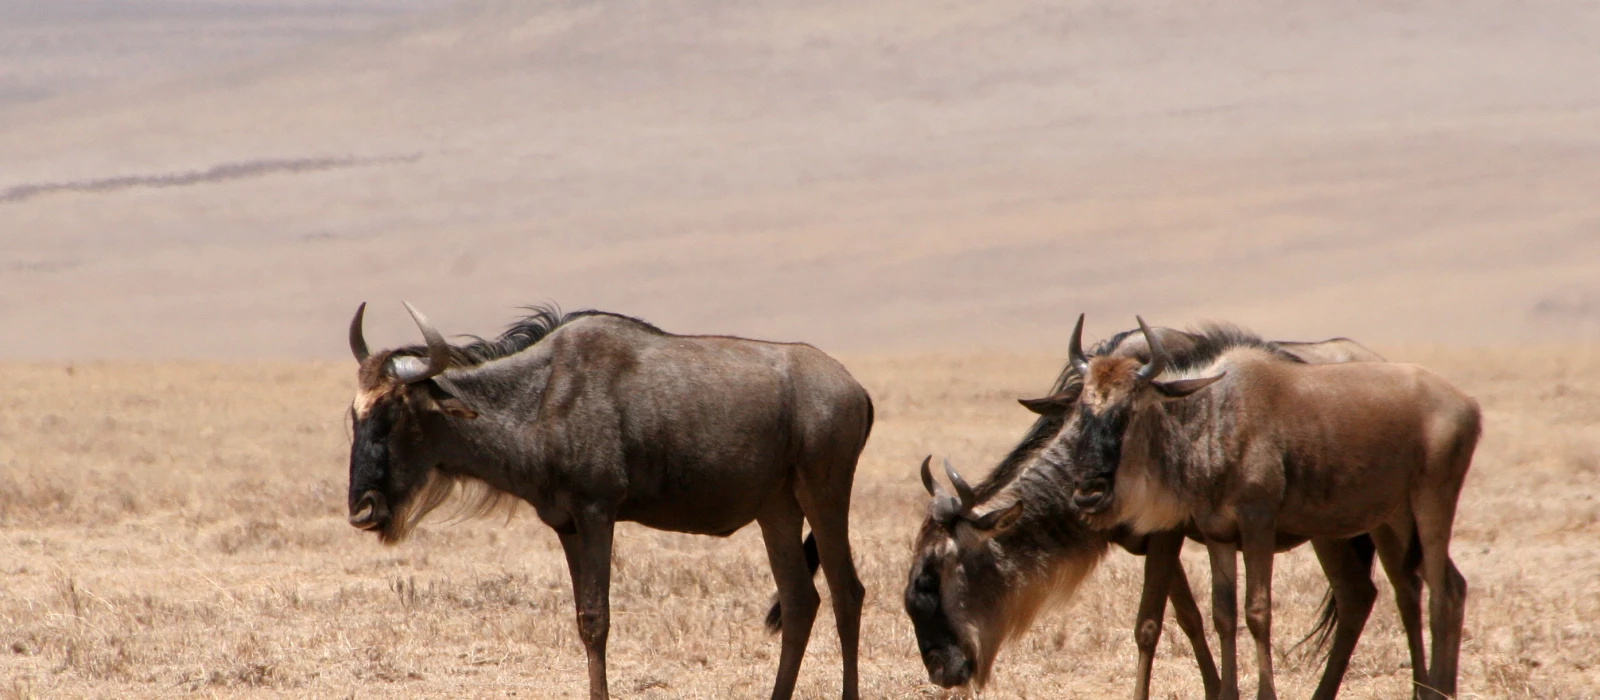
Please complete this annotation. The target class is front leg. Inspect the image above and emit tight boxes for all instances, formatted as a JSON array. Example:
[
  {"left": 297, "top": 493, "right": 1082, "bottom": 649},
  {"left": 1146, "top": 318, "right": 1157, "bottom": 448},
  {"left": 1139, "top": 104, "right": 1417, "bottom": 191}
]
[
  {"left": 1132, "top": 531, "right": 1183, "bottom": 700},
  {"left": 1238, "top": 511, "right": 1279, "bottom": 700},
  {"left": 559, "top": 507, "right": 617, "bottom": 700},
  {"left": 1205, "top": 539, "right": 1240, "bottom": 700}
]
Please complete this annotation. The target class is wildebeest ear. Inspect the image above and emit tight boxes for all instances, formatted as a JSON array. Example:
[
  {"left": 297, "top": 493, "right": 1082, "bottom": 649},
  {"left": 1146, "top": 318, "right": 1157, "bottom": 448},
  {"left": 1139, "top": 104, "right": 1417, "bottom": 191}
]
[
  {"left": 1152, "top": 371, "right": 1226, "bottom": 398},
  {"left": 415, "top": 381, "right": 479, "bottom": 420},
  {"left": 1018, "top": 389, "right": 1078, "bottom": 416},
  {"left": 969, "top": 502, "right": 1023, "bottom": 534},
  {"left": 435, "top": 397, "right": 479, "bottom": 420}
]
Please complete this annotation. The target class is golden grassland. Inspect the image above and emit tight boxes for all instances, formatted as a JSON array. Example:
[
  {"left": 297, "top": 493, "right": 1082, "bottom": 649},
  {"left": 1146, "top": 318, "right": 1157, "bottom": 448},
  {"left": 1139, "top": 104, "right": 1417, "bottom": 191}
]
[{"left": 2, "top": 348, "right": 1598, "bottom": 698}]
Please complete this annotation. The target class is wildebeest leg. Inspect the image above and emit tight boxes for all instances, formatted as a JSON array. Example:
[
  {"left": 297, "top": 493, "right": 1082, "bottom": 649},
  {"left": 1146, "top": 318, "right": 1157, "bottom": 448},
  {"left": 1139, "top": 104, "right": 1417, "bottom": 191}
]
[
  {"left": 559, "top": 511, "right": 616, "bottom": 700},
  {"left": 757, "top": 495, "right": 820, "bottom": 700},
  {"left": 1132, "top": 531, "right": 1182, "bottom": 700},
  {"left": 1373, "top": 521, "right": 1427, "bottom": 697},
  {"left": 1239, "top": 516, "right": 1278, "bottom": 700},
  {"left": 558, "top": 530, "right": 585, "bottom": 615},
  {"left": 802, "top": 500, "right": 865, "bottom": 699},
  {"left": 1308, "top": 537, "right": 1377, "bottom": 700},
  {"left": 1205, "top": 539, "right": 1241, "bottom": 700},
  {"left": 1166, "top": 557, "right": 1222, "bottom": 700},
  {"left": 1414, "top": 494, "right": 1467, "bottom": 699}
]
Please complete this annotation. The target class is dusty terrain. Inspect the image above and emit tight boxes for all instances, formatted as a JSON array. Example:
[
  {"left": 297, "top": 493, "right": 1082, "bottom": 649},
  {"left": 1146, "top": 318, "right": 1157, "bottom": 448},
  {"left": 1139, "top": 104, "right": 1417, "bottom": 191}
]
[{"left": 2, "top": 348, "right": 1598, "bottom": 698}]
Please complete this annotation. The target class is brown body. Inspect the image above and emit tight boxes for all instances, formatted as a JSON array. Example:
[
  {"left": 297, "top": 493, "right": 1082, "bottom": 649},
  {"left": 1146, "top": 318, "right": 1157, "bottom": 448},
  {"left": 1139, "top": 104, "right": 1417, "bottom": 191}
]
[
  {"left": 1057, "top": 328, "right": 1398, "bottom": 700},
  {"left": 345, "top": 303, "right": 872, "bottom": 700},
  {"left": 904, "top": 326, "right": 1390, "bottom": 698},
  {"left": 1043, "top": 317, "right": 1478, "bottom": 700}
]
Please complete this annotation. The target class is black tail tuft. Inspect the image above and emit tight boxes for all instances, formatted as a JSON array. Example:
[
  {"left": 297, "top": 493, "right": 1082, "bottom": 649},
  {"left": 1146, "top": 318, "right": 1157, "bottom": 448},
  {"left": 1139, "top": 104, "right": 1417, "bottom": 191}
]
[
  {"left": 764, "top": 531, "right": 821, "bottom": 633},
  {"left": 1293, "top": 535, "right": 1378, "bottom": 662},
  {"left": 1294, "top": 588, "right": 1340, "bottom": 661}
]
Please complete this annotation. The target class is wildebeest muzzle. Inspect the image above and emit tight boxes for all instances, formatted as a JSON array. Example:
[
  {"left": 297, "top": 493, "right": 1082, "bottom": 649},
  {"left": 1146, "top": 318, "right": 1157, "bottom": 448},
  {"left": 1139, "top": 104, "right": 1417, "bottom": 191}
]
[
  {"left": 923, "top": 646, "right": 974, "bottom": 688},
  {"left": 348, "top": 490, "right": 391, "bottom": 530}
]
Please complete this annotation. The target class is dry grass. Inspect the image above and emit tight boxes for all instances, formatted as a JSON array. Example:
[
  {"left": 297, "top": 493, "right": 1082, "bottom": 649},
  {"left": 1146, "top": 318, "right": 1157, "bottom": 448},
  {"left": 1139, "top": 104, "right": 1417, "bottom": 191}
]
[{"left": 2, "top": 348, "right": 1598, "bottom": 698}]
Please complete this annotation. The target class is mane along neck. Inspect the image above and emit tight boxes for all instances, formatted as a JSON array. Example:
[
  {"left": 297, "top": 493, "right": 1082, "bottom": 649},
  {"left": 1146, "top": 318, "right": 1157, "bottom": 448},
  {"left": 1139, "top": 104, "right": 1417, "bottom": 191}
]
[
  {"left": 983, "top": 458, "right": 1111, "bottom": 640},
  {"left": 391, "top": 305, "right": 662, "bottom": 369}
]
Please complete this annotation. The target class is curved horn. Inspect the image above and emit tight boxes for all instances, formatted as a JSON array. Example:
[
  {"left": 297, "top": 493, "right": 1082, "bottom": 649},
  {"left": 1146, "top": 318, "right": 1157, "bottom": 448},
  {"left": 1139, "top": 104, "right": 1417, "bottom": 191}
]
[
  {"left": 1068, "top": 313, "right": 1090, "bottom": 376},
  {"left": 396, "top": 301, "right": 451, "bottom": 383},
  {"left": 943, "top": 458, "right": 976, "bottom": 514},
  {"left": 349, "top": 302, "right": 370, "bottom": 363},
  {"left": 1134, "top": 315, "right": 1167, "bottom": 383},
  {"left": 920, "top": 455, "right": 944, "bottom": 498}
]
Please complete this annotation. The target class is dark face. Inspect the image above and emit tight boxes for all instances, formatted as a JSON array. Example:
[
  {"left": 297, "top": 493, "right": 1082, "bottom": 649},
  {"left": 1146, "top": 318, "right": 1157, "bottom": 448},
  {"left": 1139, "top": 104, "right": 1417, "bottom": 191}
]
[
  {"left": 347, "top": 380, "right": 444, "bottom": 544},
  {"left": 904, "top": 522, "right": 1009, "bottom": 690},
  {"left": 1063, "top": 399, "right": 1132, "bottom": 514}
]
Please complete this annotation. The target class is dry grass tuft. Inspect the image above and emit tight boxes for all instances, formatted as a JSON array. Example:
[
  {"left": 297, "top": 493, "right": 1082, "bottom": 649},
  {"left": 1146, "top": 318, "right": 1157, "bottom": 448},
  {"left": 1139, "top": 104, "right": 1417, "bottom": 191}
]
[{"left": 2, "top": 349, "right": 1598, "bottom": 697}]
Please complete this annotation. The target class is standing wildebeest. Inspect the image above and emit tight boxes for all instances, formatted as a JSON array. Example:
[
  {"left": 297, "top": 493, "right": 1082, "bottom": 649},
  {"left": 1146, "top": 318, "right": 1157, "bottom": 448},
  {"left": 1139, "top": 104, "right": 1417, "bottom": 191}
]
[
  {"left": 345, "top": 302, "right": 873, "bottom": 700},
  {"left": 1036, "top": 315, "right": 1478, "bottom": 700},
  {"left": 1019, "top": 323, "right": 1421, "bottom": 699},
  {"left": 903, "top": 326, "right": 1387, "bottom": 698}
]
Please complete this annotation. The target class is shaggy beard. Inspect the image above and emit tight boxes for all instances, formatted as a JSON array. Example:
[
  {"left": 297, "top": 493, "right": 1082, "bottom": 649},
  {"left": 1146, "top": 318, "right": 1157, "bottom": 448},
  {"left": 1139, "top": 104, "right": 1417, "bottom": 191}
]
[{"left": 376, "top": 470, "right": 511, "bottom": 545}]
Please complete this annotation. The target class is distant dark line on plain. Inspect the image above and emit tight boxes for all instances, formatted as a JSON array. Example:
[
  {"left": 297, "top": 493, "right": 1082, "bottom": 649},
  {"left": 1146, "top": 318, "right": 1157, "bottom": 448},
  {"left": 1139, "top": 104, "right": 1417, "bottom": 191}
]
[{"left": 0, "top": 153, "right": 422, "bottom": 204}]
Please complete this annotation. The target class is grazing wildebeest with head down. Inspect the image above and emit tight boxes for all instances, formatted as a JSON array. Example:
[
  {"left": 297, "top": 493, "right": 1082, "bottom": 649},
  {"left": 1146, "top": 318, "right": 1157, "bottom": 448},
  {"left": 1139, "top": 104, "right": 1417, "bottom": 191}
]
[
  {"left": 345, "top": 302, "right": 872, "bottom": 700},
  {"left": 1037, "top": 315, "right": 1478, "bottom": 700},
  {"left": 903, "top": 326, "right": 1390, "bottom": 698}
]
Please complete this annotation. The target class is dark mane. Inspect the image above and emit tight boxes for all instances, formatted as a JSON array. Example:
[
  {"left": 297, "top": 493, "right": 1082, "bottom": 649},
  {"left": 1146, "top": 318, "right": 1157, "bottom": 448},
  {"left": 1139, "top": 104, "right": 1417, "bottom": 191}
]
[
  {"left": 393, "top": 305, "right": 663, "bottom": 367},
  {"left": 1175, "top": 322, "right": 1304, "bottom": 370},
  {"left": 971, "top": 323, "right": 1298, "bottom": 500}
]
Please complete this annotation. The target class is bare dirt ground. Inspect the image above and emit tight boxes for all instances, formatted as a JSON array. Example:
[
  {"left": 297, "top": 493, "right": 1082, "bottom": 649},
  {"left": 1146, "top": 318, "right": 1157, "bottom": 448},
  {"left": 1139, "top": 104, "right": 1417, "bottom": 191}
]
[{"left": 2, "top": 348, "right": 1598, "bottom": 698}]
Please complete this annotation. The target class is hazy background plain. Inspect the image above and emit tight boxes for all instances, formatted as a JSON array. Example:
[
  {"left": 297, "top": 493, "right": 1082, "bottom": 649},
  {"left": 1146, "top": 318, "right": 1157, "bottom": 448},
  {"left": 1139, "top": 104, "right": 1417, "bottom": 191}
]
[{"left": 4, "top": 0, "right": 1599, "bottom": 359}]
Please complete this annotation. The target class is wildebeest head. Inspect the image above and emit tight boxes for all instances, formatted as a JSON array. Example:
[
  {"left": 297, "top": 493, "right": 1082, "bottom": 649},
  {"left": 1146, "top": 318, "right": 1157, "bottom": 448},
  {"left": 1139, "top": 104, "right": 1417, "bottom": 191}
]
[
  {"left": 346, "top": 302, "right": 479, "bottom": 544},
  {"left": 1021, "top": 314, "right": 1225, "bottom": 517},
  {"left": 905, "top": 457, "right": 1024, "bottom": 690}
]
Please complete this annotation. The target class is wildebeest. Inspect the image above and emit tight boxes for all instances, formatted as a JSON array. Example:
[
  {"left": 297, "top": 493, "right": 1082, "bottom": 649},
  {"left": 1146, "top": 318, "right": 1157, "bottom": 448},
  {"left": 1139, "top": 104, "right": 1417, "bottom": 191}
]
[
  {"left": 911, "top": 453, "right": 1221, "bottom": 696},
  {"left": 903, "top": 325, "right": 1385, "bottom": 698},
  {"left": 345, "top": 302, "right": 873, "bottom": 700},
  {"left": 1036, "top": 315, "right": 1478, "bottom": 700}
]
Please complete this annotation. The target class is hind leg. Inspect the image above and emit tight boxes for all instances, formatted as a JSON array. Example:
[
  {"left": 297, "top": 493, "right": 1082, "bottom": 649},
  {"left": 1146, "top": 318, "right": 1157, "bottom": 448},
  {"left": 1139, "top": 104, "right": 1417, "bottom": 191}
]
[
  {"left": 1413, "top": 493, "right": 1467, "bottom": 700},
  {"left": 799, "top": 493, "right": 864, "bottom": 700},
  {"left": 1308, "top": 537, "right": 1377, "bottom": 700},
  {"left": 757, "top": 493, "right": 820, "bottom": 700},
  {"left": 795, "top": 445, "right": 865, "bottom": 700},
  {"left": 1374, "top": 520, "right": 1428, "bottom": 697}
]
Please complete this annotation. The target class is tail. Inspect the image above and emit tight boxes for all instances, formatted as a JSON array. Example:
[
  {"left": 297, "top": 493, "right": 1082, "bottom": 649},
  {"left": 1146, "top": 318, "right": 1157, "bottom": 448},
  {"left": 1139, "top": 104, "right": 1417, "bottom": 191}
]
[
  {"left": 1296, "top": 589, "right": 1340, "bottom": 661},
  {"left": 1294, "top": 534, "right": 1378, "bottom": 660},
  {"left": 764, "top": 532, "right": 821, "bottom": 633}
]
